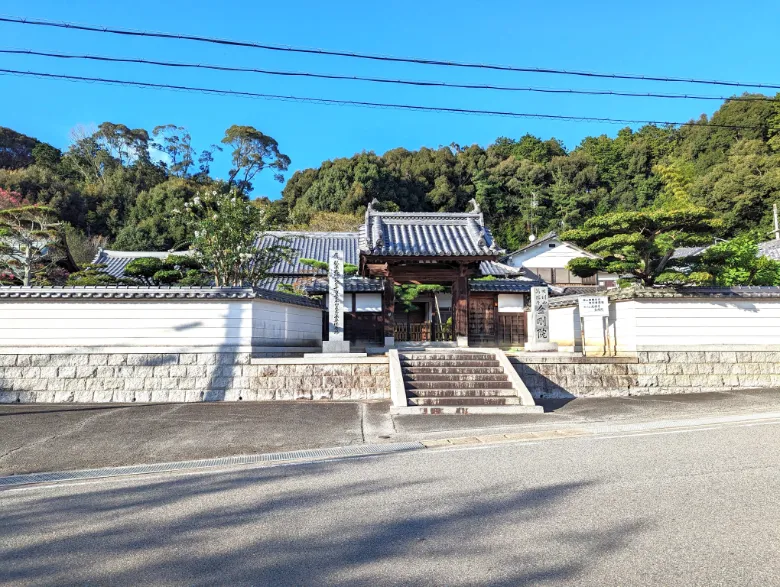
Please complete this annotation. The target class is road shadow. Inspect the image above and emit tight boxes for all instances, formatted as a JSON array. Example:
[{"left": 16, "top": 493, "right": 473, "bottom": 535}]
[{"left": 0, "top": 455, "right": 649, "bottom": 585}]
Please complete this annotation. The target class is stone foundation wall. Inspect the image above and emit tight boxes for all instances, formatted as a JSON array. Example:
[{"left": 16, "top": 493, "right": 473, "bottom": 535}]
[
  {"left": 0, "top": 353, "right": 390, "bottom": 404},
  {"left": 512, "top": 350, "right": 780, "bottom": 399}
]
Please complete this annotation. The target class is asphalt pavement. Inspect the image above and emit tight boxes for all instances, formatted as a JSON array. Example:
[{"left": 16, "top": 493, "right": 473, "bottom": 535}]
[
  {"left": 3, "top": 389, "right": 780, "bottom": 475},
  {"left": 2, "top": 414, "right": 779, "bottom": 585}
]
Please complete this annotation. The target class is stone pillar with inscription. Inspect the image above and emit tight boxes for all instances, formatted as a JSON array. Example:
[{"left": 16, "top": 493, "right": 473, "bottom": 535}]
[
  {"left": 321, "top": 249, "right": 351, "bottom": 354},
  {"left": 524, "top": 286, "right": 558, "bottom": 352}
]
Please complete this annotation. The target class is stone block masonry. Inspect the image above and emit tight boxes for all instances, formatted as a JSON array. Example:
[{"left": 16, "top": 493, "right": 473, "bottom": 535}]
[
  {"left": 0, "top": 353, "right": 390, "bottom": 404},
  {"left": 512, "top": 350, "right": 780, "bottom": 399}
]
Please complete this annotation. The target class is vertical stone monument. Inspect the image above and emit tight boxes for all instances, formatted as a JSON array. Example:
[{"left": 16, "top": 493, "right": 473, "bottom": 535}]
[
  {"left": 321, "top": 249, "right": 351, "bottom": 354},
  {"left": 524, "top": 286, "right": 558, "bottom": 352}
]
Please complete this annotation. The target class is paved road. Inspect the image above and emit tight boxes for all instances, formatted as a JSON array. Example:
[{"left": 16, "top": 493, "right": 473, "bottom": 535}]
[
  {"left": 4, "top": 389, "right": 780, "bottom": 475},
  {"left": 2, "top": 417, "right": 779, "bottom": 585}
]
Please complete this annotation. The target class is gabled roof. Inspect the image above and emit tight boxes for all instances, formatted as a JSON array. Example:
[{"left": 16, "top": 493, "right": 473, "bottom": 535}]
[
  {"left": 504, "top": 231, "right": 559, "bottom": 258},
  {"left": 92, "top": 249, "right": 194, "bottom": 278},
  {"left": 256, "top": 231, "right": 360, "bottom": 274},
  {"left": 359, "top": 199, "right": 502, "bottom": 258}
]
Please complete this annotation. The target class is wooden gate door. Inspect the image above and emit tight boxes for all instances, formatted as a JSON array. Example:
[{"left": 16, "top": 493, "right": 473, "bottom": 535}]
[{"left": 468, "top": 295, "right": 497, "bottom": 346}]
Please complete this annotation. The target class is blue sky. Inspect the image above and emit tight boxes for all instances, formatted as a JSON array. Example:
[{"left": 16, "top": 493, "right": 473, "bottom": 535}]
[{"left": 1, "top": 0, "right": 778, "bottom": 200}]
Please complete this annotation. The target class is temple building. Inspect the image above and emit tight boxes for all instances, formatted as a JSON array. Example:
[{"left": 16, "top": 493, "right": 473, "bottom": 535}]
[{"left": 93, "top": 200, "right": 568, "bottom": 349}]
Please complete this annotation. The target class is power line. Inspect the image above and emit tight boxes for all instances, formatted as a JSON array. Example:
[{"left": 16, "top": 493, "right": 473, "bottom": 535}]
[
  {"left": 2, "top": 48, "right": 778, "bottom": 103},
  {"left": 0, "top": 67, "right": 766, "bottom": 130},
  {"left": 2, "top": 15, "right": 779, "bottom": 91}
]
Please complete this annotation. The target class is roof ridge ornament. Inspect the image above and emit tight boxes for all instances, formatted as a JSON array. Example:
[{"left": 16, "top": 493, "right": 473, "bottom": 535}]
[
  {"left": 468, "top": 198, "right": 481, "bottom": 214},
  {"left": 372, "top": 215, "right": 384, "bottom": 252}
]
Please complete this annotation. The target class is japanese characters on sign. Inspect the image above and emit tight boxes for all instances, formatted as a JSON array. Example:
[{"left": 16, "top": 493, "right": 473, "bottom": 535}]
[
  {"left": 328, "top": 250, "right": 345, "bottom": 341},
  {"left": 578, "top": 296, "right": 609, "bottom": 317},
  {"left": 530, "top": 286, "right": 550, "bottom": 343}
]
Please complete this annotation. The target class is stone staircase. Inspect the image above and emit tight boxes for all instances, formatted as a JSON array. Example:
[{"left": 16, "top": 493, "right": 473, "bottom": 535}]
[{"left": 390, "top": 350, "right": 543, "bottom": 415}]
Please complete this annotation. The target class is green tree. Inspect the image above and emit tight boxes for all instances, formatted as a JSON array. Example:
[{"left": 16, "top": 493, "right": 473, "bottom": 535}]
[
  {"left": 124, "top": 255, "right": 205, "bottom": 285},
  {"left": 222, "top": 125, "right": 290, "bottom": 193},
  {"left": 185, "top": 191, "right": 293, "bottom": 286},
  {"left": 679, "top": 233, "right": 780, "bottom": 286},
  {"left": 691, "top": 139, "right": 780, "bottom": 235},
  {"left": 0, "top": 127, "right": 44, "bottom": 169},
  {"left": 113, "top": 178, "right": 201, "bottom": 250},
  {"left": 562, "top": 208, "right": 720, "bottom": 286},
  {"left": 152, "top": 125, "right": 195, "bottom": 178},
  {"left": 66, "top": 264, "right": 131, "bottom": 286},
  {"left": 299, "top": 257, "right": 358, "bottom": 275}
]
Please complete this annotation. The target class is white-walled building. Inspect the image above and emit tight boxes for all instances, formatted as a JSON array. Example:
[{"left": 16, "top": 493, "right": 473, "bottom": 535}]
[{"left": 503, "top": 232, "right": 618, "bottom": 289}]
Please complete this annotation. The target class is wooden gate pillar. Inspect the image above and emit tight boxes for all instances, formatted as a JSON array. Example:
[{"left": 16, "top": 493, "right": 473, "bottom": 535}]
[
  {"left": 452, "top": 268, "right": 469, "bottom": 347},
  {"left": 382, "top": 277, "right": 396, "bottom": 347}
]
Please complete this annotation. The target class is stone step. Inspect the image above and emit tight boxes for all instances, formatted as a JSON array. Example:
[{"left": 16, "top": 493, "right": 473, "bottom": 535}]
[
  {"left": 407, "top": 396, "right": 522, "bottom": 406},
  {"left": 403, "top": 373, "right": 509, "bottom": 382},
  {"left": 406, "top": 388, "right": 517, "bottom": 398},
  {"left": 399, "top": 353, "right": 495, "bottom": 361},
  {"left": 405, "top": 380, "right": 514, "bottom": 391},
  {"left": 391, "top": 405, "right": 544, "bottom": 415},
  {"left": 402, "top": 366, "right": 506, "bottom": 376},
  {"left": 400, "top": 360, "right": 500, "bottom": 368}
]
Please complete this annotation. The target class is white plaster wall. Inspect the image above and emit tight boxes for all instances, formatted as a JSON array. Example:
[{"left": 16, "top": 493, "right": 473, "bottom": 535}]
[
  {"left": 633, "top": 298, "right": 780, "bottom": 349},
  {"left": 0, "top": 298, "right": 323, "bottom": 350},
  {"left": 498, "top": 294, "right": 525, "bottom": 313},
  {"left": 611, "top": 300, "right": 637, "bottom": 353},
  {"left": 355, "top": 293, "right": 382, "bottom": 312},
  {"left": 549, "top": 300, "right": 636, "bottom": 355},
  {"left": 0, "top": 300, "right": 254, "bottom": 349},
  {"left": 548, "top": 305, "right": 580, "bottom": 352},
  {"left": 550, "top": 298, "right": 780, "bottom": 354},
  {"left": 252, "top": 299, "right": 323, "bottom": 346},
  {"left": 521, "top": 243, "right": 592, "bottom": 270}
]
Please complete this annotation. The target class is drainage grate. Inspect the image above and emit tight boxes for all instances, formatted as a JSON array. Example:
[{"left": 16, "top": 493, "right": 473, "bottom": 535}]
[{"left": 0, "top": 442, "right": 425, "bottom": 489}]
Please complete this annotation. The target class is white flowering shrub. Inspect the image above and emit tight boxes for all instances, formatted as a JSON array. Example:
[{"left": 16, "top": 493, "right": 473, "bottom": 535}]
[{"left": 184, "top": 191, "right": 292, "bottom": 287}]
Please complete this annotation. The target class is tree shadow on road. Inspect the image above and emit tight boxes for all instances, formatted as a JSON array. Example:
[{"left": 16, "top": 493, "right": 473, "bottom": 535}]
[{"left": 0, "top": 454, "right": 649, "bottom": 586}]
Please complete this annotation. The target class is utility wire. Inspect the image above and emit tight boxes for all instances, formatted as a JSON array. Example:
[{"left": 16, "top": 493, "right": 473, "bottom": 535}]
[
  {"left": 1, "top": 15, "right": 779, "bottom": 90},
  {"left": 2, "top": 48, "right": 778, "bottom": 103},
  {"left": 0, "top": 68, "right": 766, "bottom": 130}
]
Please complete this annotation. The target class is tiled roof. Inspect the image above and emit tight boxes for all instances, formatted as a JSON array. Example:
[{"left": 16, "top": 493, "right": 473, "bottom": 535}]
[
  {"left": 469, "top": 278, "right": 544, "bottom": 293},
  {"left": 91, "top": 250, "right": 195, "bottom": 278},
  {"left": 670, "top": 245, "right": 710, "bottom": 260},
  {"left": 257, "top": 275, "right": 384, "bottom": 294},
  {"left": 256, "top": 232, "right": 360, "bottom": 274},
  {"left": 479, "top": 260, "right": 522, "bottom": 276},
  {"left": 0, "top": 286, "right": 321, "bottom": 307},
  {"left": 550, "top": 285, "right": 607, "bottom": 297},
  {"left": 305, "top": 277, "right": 385, "bottom": 294},
  {"left": 359, "top": 199, "right": 502, "bottom": 258},
  {"left": 759, "top": 240, "right": 780, "bottom": 260},
  {"left": 253, "top": 288, "right": 322, "bottom": 308}
]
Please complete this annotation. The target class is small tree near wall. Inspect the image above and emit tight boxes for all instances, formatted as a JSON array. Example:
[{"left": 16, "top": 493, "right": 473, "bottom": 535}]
[
  {"left": 185, "top": 191, "right": 293, "bottom": 287},
  {"left": 0, "top": 205, "right": 63, "bottom": 286}
]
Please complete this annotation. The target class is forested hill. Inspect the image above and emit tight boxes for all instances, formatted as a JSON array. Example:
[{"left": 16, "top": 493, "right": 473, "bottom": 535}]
[
  {"left": 275, "top": 96, "right": 780, "bottom": 250},
  {"left": 1, "top": 96, "right": 779, "bottom": 263}
]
